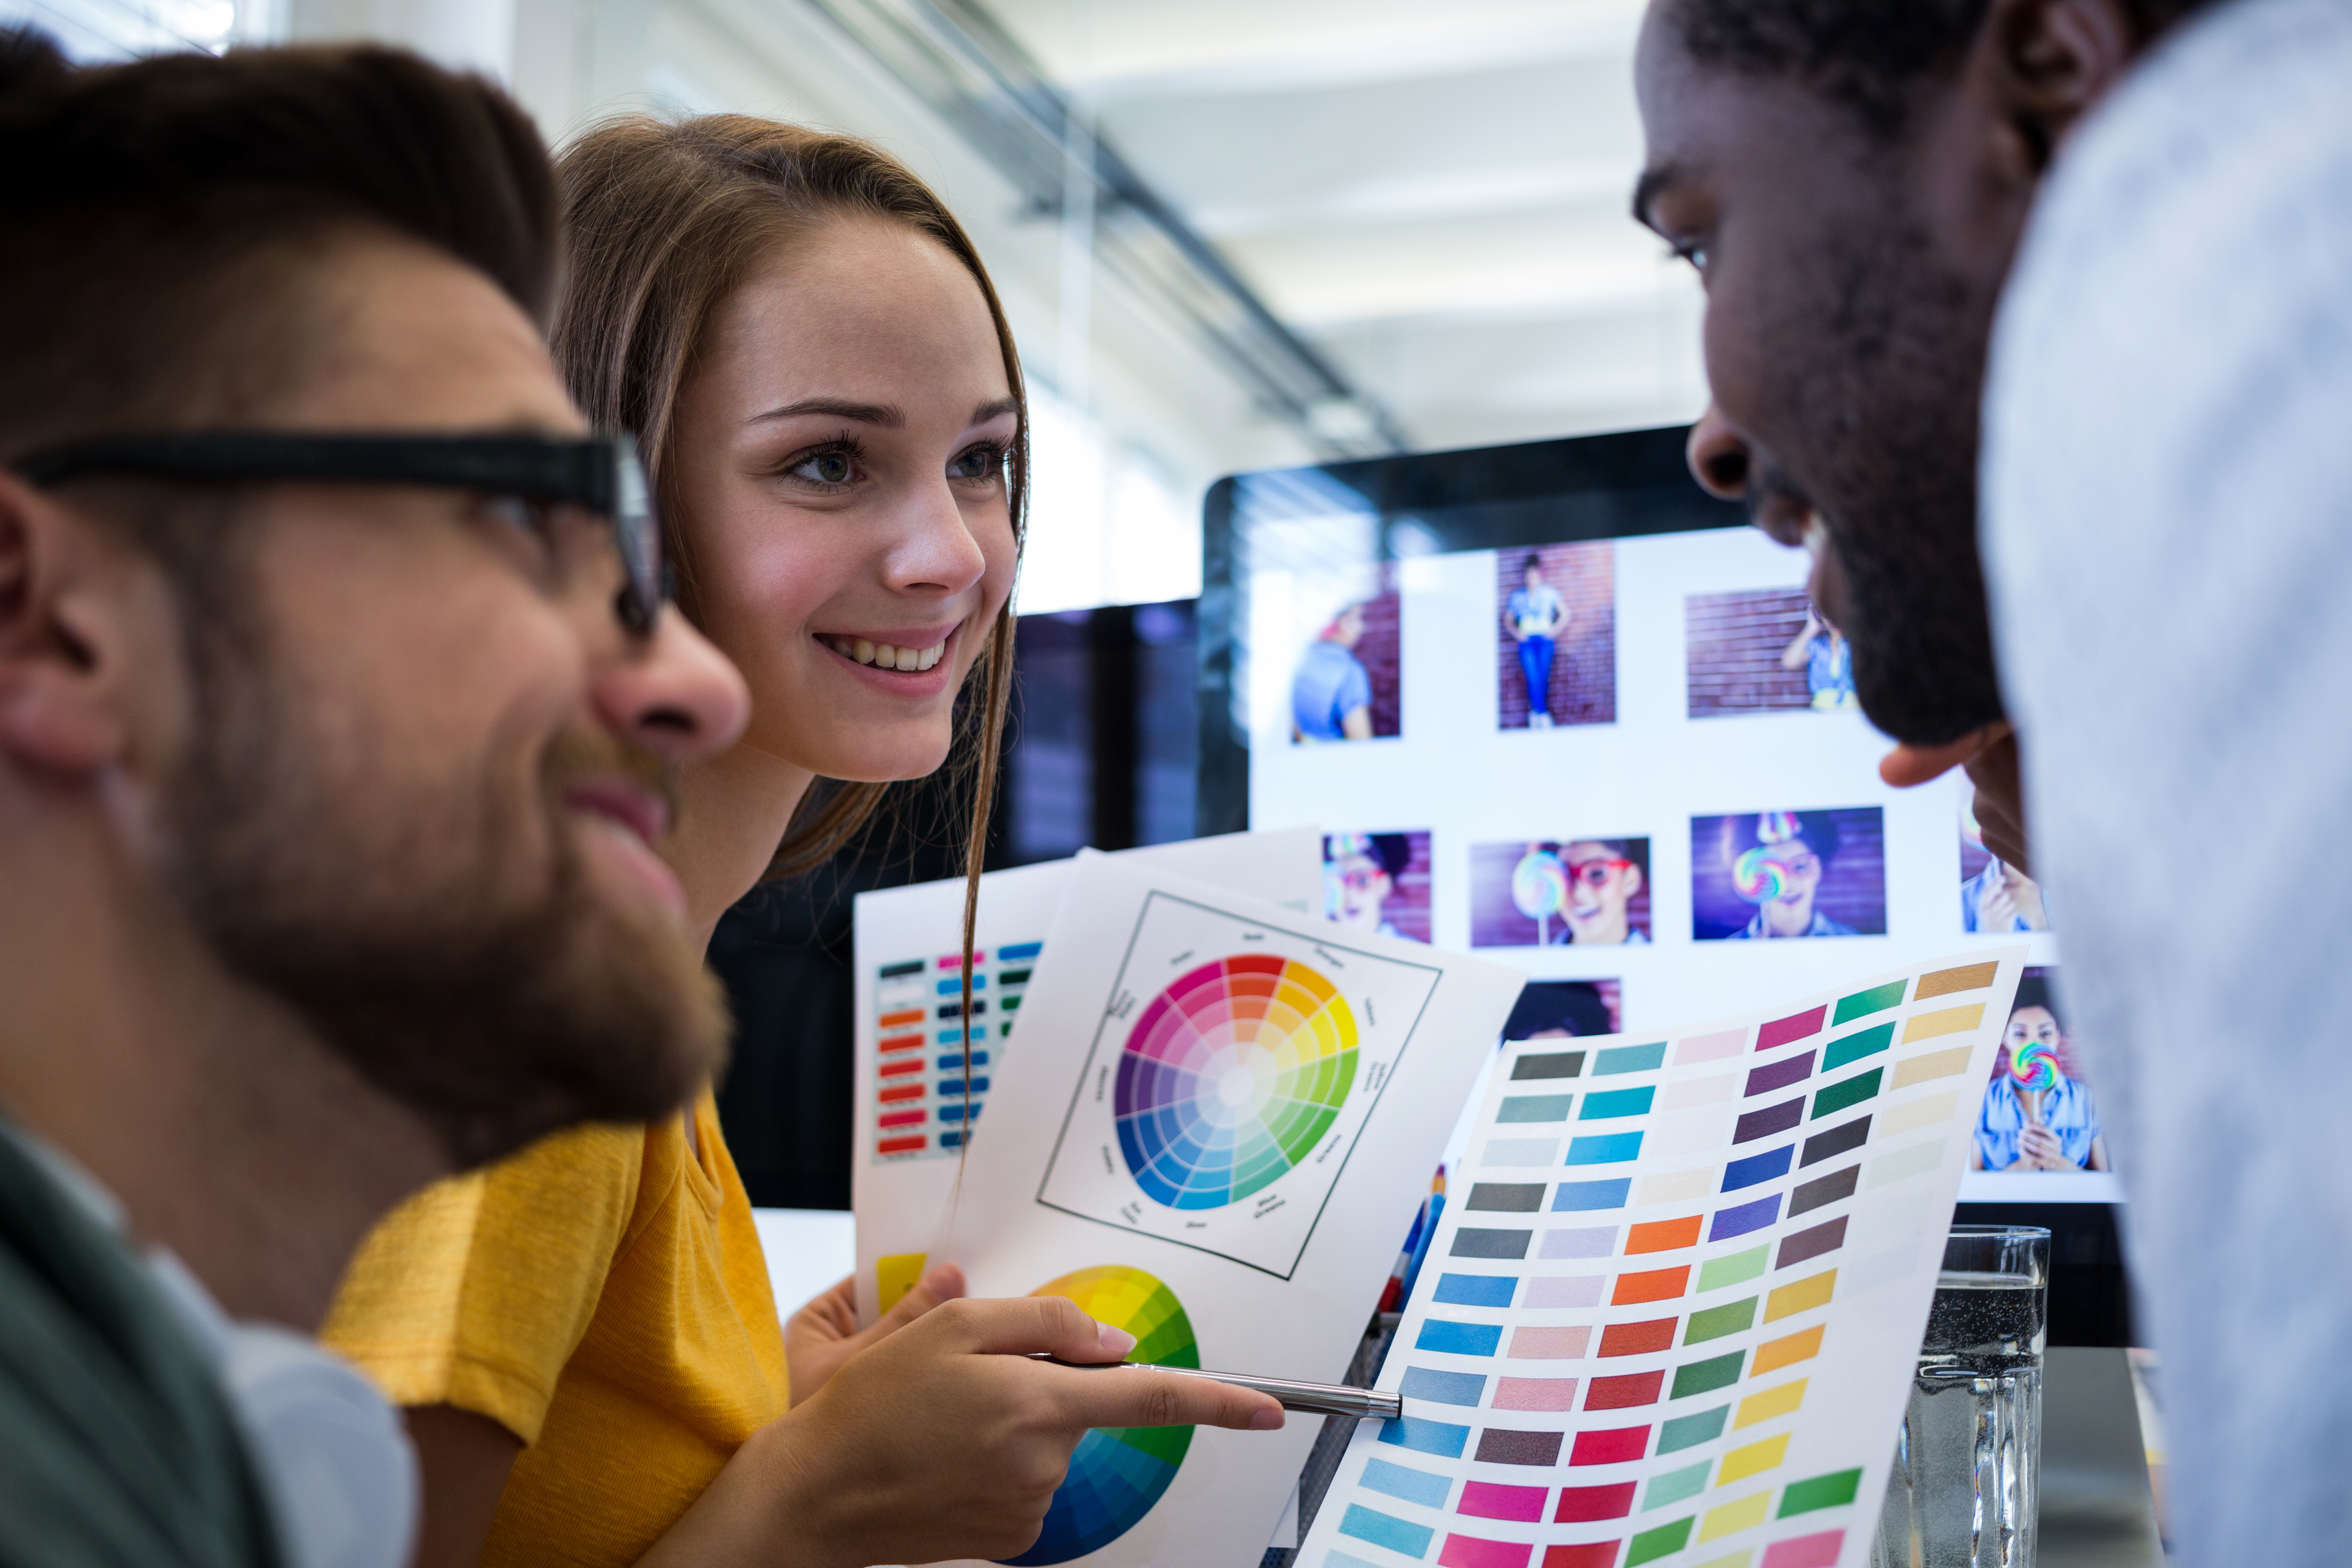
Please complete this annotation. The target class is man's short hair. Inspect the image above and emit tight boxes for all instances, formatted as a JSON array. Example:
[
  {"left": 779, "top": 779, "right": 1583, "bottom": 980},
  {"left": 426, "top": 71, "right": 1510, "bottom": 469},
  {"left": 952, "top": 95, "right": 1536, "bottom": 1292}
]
[
  {"left": 0, "top": 29, "right": 557, "bottom": 466},
  {"left": 1670, "top": 0, "right": 2221, "bottom": 138}
]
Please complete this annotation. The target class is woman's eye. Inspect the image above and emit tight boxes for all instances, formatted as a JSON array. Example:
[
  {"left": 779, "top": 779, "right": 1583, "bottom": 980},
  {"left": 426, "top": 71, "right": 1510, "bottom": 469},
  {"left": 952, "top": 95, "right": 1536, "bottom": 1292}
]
[
  {"left": 791, "top": 451, "right": 858, "bottom": 485},
  {"left": 949, "top": 445, "right": 1003, "bottom": 481}
]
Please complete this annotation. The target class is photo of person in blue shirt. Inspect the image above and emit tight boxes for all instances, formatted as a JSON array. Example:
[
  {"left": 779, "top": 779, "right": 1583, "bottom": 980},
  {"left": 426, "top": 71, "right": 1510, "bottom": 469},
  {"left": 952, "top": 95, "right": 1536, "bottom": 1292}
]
[
  {"left": 1961, "top": 801, "right": 2053, "bottom": 932},
  {"left": 1290, "top": 602, "right": 1374, "bottom": 742},
  {"left": 1503, "top": 554, "right": 1568, "bottom": 729},
  {"left": 1780, "top": 603, "right": 1858, "bottom": 711},
  {"left": 1971, "top": 976, "right": 2108, "bottom": 1173}
]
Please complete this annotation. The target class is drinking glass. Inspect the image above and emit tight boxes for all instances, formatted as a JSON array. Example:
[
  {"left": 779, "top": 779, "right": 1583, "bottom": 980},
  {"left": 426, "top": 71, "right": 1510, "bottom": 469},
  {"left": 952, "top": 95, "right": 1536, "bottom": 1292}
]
[{"left": 1869, "top": 1225, "right": 2050, "bottom": 1568}]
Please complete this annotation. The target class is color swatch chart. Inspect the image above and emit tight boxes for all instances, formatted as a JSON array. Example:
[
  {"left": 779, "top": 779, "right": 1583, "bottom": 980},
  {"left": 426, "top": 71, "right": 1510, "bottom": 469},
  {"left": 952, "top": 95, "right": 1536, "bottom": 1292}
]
[
  {"left": 868, "top": 941, "right": 1041, "bottom": 1161},
  {"left": 1298, "top": 951, "right": 2022, "bottom": 1568}
]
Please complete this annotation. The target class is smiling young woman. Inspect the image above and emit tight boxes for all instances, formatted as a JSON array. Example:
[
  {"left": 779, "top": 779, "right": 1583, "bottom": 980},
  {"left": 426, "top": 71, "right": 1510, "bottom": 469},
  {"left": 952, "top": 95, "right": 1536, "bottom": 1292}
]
[{"left": 312, "top": 120, "right": 1098, "bottom": 1568}]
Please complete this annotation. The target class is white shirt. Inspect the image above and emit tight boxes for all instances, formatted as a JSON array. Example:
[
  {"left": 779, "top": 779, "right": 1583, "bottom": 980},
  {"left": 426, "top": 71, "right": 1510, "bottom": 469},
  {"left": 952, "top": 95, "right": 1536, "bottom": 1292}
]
[{"left": 1980, "top": 1, "right": 2352, "bottom": 1562}]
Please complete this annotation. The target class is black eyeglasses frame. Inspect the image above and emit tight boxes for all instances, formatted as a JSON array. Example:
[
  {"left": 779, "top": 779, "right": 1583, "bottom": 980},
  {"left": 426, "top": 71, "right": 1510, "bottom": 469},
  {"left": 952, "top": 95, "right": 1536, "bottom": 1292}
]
[{"left": 13, "top": 430, "right": 667, "bottom": 635}]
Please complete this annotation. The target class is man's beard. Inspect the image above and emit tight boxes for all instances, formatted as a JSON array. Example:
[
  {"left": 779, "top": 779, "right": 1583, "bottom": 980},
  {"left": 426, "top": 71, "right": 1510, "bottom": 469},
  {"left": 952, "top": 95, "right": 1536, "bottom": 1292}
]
[
  {"left": 155, "top": 630, "right": 728, "bottom": 1173},
  {"left": 1760, "top": 193, "right": 2009, "bottom": 748}
]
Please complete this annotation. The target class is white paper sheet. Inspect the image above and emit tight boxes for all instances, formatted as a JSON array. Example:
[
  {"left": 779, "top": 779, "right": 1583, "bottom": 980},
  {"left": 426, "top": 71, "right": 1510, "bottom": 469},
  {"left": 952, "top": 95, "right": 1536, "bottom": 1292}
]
[
  {"left": 933, "top": 852, "right": 1528, "bottom": 1568},
  {"left": 849, "top": 830, "right": 1324, "bottom": 1325},
  {"left": 1294, "top": 948, "right": 2026, "bottom": 1568}
]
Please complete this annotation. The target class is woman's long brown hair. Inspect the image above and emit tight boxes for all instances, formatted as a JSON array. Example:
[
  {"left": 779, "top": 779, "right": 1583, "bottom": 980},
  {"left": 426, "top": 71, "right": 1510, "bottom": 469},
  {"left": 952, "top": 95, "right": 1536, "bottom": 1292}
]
[{"left": 552, "top": 116, "right": 1026, "bottom": 1075}]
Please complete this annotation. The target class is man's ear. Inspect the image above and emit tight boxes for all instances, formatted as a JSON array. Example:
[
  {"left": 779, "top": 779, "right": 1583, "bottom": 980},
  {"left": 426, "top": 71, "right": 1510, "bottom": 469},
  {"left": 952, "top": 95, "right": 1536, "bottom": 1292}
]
[
  {"left": 1987, "top": 0, "right": 2140, "bottom": 174},
  {"left": 0, "top": 475, "right": 148, "bottom": 777}
]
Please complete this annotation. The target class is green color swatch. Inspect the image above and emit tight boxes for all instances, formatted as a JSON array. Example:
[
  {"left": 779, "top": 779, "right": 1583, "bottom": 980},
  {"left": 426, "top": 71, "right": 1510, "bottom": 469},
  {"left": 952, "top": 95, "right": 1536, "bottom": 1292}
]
[
  {"left": 1644, "top": 1460, "right": 1711, "bottom": 1511},
  {"left": 1671, "top": 1351, "right": 1746, "bottom": 1399},
  {"left": 1813, "top": 1067, "right": 1883, "bottom": 1120},
  {"left": 1684, "top": 1296, "right": 1759, "bottom": 1345},
  {"left": 1697, "top": 1245, "right": 1768, "bottom": 1292},
  {"left": 1657, "top": 1405, "right": 1730, "bottom": 1454},
  {"left": 1833, "top": 979, "right": 1907, "bottom": 1026},
  {"left": 1822, "top": 1022, "right": 1895, "bottom": 1072},
  {"left": 1779, "top": 1468, "right": 1866, "bottom": 1517},
  {"left": 1627, "top": 1517, "right": 1696, "bottom": 1565}
]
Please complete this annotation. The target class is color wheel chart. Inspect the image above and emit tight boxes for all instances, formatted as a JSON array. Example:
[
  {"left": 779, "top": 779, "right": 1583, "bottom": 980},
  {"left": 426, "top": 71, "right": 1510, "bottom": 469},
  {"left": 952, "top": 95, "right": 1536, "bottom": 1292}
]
[
  {"left": 1000, "top": 1266, "right": 1199, "bottom": 1566},
  {"left": 1038, "top": 891, "right": 1444, "bottom": 1279},
  {"left": 1115, "top": 955, "right": 1360, "bottom": 1209},
  {"left": 1298, "top": 953, "right": 2022, "bottom": 1568}
]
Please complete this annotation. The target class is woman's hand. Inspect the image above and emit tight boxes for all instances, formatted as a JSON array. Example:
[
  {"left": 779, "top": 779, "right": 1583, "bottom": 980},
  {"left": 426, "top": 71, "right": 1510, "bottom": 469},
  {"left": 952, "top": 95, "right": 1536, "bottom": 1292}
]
[
  {"left": 2016, "top": 1123, "right": 2071, "bottom": 1171},
  {"left": 639, "top": 1292, "right": 1283, "bottom": 1568},
  {"left": 783, "top": 1263, "right": 964, "bottom": 1404}
]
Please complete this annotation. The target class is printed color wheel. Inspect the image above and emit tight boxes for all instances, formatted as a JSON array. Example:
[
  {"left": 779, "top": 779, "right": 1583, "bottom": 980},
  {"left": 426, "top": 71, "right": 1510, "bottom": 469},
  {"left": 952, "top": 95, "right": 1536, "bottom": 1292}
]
[
  {"left": 999, "top": 1266, "right": 1198, "bottom": 1566},
  {"left": 1114, "top": 954, "right": 1359, "bottom": 1210}
]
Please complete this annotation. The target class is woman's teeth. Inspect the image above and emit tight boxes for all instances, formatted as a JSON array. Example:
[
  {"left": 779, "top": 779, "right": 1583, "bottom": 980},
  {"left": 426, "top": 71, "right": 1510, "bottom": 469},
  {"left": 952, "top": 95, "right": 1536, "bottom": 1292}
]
[{"left": 829, "top": 635, "right": 946, "bottom": 672}]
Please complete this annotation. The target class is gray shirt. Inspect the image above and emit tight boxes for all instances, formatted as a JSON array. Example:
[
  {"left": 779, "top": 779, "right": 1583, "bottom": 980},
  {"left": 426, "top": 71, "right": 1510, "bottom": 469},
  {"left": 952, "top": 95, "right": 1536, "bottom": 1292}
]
[{"left": 1980, "top": 0, "right": 2352, "bottom": 1561}]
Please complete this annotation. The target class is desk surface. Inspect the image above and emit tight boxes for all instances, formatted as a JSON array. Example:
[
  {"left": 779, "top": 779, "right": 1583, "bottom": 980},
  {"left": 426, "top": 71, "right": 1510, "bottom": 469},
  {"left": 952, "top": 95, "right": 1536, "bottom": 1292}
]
[{"left": 2039, "top": 1347, "right": 2167, "bottom": 1567}]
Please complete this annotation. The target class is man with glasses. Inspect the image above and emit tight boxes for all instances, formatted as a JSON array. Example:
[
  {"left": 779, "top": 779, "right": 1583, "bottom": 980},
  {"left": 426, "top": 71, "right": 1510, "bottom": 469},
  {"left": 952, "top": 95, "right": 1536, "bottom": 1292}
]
[{"left": 0, "top": 35, "right": 749, "bottom": 1566}]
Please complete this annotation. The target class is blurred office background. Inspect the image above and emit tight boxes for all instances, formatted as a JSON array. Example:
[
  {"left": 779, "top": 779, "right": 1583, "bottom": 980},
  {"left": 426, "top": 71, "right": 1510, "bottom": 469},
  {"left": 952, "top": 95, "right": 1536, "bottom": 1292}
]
[{"left": 13, "top": 0, "right": 1705, "bottom": 1205}]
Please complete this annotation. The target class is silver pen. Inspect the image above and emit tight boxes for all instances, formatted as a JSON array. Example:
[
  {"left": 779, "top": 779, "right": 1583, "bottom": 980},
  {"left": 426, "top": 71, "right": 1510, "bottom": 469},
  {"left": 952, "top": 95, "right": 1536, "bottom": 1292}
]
[{"left": 1028, "top": 1354, "right": 1402, "bottom": 1421}]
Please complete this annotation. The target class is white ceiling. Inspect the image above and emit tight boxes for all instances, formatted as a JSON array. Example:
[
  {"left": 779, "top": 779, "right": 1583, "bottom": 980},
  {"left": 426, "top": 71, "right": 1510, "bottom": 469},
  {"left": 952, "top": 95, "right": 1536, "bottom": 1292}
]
[{"left": 991, "top": 0, "right": 1706, "bottom": 452}]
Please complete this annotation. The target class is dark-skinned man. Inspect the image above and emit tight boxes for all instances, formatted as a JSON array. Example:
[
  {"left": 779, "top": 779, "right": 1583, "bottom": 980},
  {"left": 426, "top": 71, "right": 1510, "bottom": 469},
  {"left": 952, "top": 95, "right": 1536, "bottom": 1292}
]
[{"left": 1630, "top": 2, "right": 2352, "bottom": 1563}]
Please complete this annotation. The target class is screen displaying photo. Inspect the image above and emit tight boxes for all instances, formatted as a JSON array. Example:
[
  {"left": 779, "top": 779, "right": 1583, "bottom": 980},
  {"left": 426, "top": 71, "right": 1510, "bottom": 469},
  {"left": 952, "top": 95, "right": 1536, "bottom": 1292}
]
[
  {"left": 1229, "top": 454, "right": 2072, "bottom": 1200},
  {"left": 1469, "top": 837, "right": 1651, "bottom": 948},
  {"left": 1496, "top": 542, "right": 1615, "bottom": 730},
  {"left": 1322, "top": 831, "right": 1432, "bottom": 944}
]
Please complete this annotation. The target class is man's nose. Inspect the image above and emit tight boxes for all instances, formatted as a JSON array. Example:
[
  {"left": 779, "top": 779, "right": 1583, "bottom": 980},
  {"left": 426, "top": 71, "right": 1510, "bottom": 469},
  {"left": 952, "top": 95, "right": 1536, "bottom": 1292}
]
[
  {"left": 1686, "top": 402, "right": 1751, "bottom": 501},
  {"left": 592, "top": 607, "right": 750, "bottom": 768}
]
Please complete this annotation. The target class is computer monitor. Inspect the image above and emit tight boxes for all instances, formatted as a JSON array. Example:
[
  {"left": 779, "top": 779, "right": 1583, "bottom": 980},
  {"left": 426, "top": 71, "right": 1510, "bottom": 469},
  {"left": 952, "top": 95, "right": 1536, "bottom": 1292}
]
[{"left": 1197, "top": 425, "right": 2129, "bottom": 1345}]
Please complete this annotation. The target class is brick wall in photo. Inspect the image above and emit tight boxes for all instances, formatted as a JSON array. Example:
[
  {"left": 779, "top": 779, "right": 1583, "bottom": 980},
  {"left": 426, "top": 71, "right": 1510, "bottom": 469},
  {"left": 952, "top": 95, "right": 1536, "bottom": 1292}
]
[
  {"left": 1359, "top": 565, "right": 1403, "bottom": 737},
  {"left": 1496, "top": 542, "right": 1616, "bottom": 728},
  {"left": 1686, "top": 588, "right": 1813, "bottom": 717}
]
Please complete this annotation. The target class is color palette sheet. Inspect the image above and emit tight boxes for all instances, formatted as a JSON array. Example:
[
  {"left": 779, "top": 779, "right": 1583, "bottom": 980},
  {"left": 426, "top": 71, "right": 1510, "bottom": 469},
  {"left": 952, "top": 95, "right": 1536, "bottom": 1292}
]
[
  {"left": 1298, "top": 949, "right": 2026, "bottom": 1568},
  {"left": 850, "top": 829, "right": 1323, "bottom": 1325},
  {"left": 938, "top": 851, "right": 1528, "bottom": 1568}
]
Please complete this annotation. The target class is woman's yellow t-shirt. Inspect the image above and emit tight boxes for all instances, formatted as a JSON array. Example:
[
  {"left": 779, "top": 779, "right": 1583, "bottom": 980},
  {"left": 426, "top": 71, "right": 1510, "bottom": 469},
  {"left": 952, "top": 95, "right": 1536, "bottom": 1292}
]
[{"left": 321, "top": 1088, "right": 790, "bottom": 1567}]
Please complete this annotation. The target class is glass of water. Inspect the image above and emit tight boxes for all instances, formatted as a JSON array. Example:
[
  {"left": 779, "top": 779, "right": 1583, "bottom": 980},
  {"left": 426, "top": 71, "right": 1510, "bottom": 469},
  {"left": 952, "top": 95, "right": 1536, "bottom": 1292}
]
[{"left": 1870, "top": 1225, "right": 2050, "bottom": 1568}]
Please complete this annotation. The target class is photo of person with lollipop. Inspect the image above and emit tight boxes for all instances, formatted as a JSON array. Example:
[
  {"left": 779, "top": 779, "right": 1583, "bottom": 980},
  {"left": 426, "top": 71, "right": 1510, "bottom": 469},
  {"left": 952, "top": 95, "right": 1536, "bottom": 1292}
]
[
  {"left": 1471, "top": 838, "right": 1651, "bottom": 947},
  {"left": 1971, "top": 973, "right": 2109, "bottom": 1172},
  {"left": 1724, "top": 811, "right": 1853, "bottom": 940}
]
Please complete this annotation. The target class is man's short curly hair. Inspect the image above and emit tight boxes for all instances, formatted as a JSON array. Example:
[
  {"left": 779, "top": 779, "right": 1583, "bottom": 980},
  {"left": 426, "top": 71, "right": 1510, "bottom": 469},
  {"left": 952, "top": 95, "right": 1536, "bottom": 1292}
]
[{"left": 1670, "top": 0, "right": 2220, "bottom": 138}]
